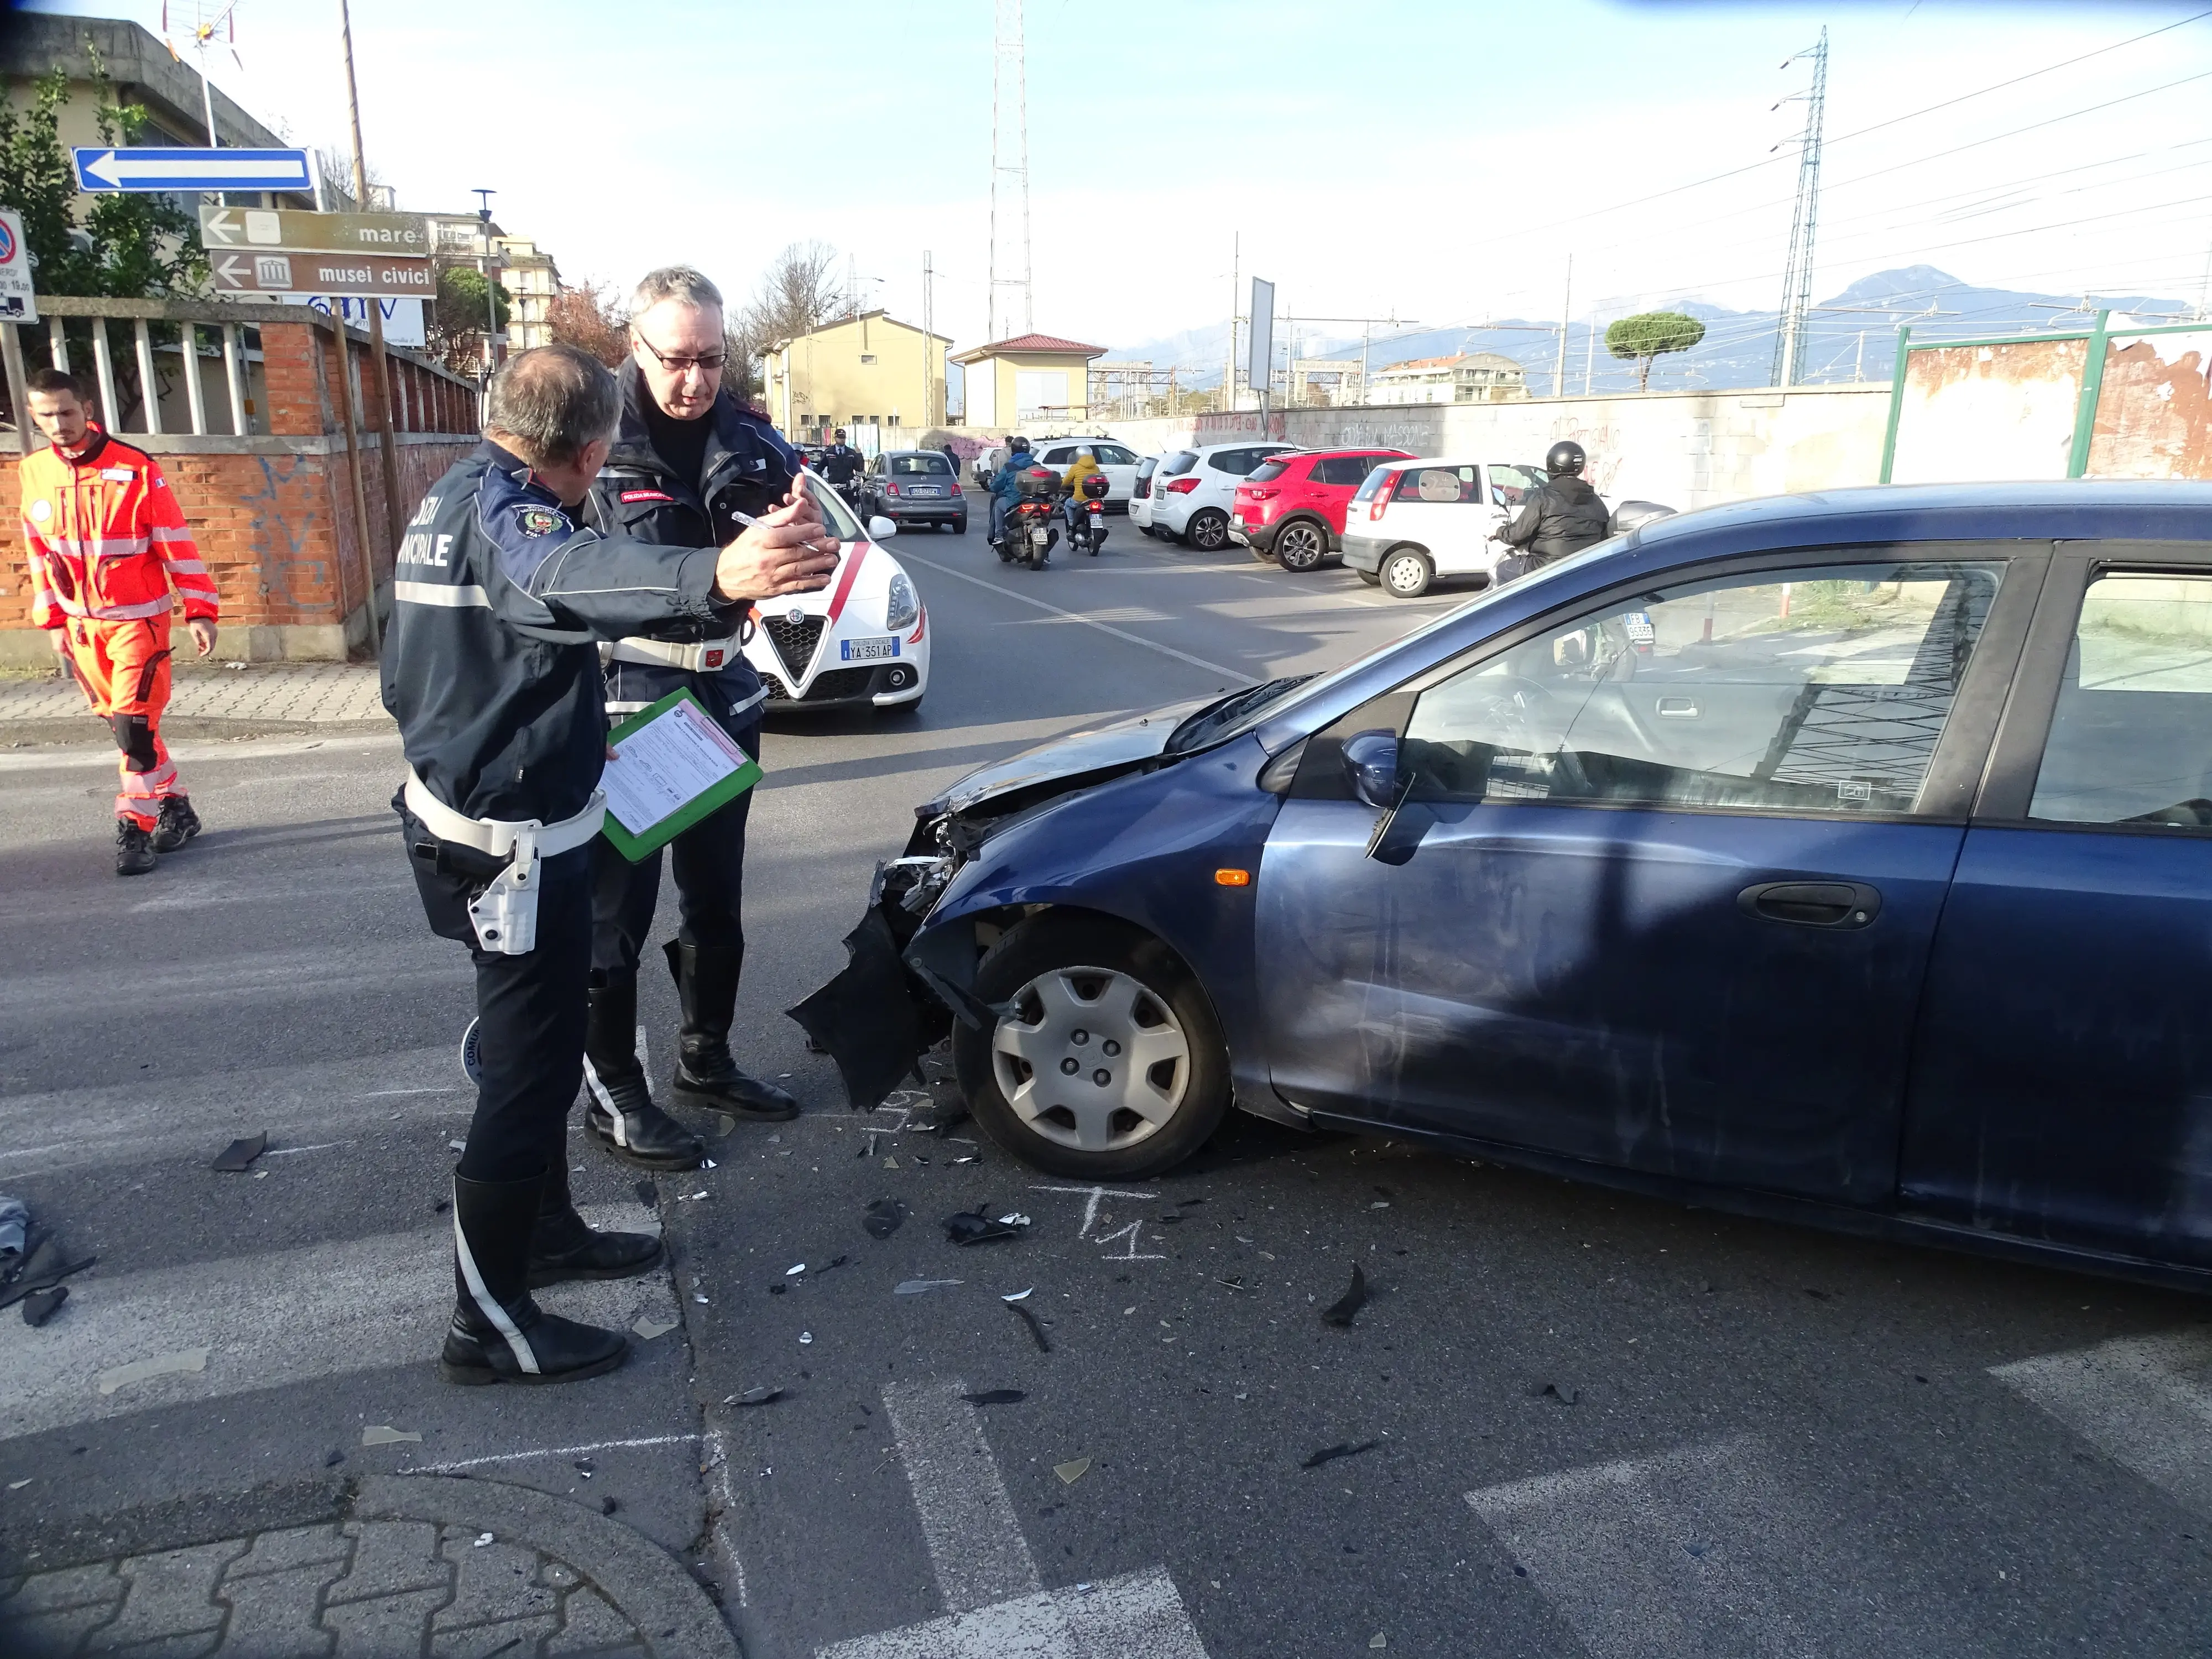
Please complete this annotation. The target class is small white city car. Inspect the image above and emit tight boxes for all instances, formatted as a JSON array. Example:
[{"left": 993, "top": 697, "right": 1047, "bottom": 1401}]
[
  {"left": 1339, "top": 457, "right": 1556, "bottom": 597},
  {"left": 742, "top": 476, "right": 930, "bottom": 712}
]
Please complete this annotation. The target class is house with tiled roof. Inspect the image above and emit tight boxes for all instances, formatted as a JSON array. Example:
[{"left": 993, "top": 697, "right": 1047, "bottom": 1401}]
[
  {"left": 1367, "top": 351, "right": 1528, "bottom": 406},
  {"left": 951, "top": 333, "right": 1106, "bottom": 426}
]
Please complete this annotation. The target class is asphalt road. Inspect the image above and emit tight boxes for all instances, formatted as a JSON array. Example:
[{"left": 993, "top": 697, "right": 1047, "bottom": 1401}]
[{"left": 2, "top": 507, "right": 2208, "bottom": 1658}]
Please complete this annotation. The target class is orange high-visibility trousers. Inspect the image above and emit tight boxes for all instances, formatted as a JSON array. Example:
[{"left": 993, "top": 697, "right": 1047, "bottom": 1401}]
[{"left": 61, "top": 614, "right": 182, "bottom": 828}]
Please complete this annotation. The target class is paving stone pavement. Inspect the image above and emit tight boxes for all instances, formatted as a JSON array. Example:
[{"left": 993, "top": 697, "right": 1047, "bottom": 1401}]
[
  {"left": 0, "top": 1476, "right": 738, "bottom": 1659},
  {"left": 0, "top": 663, "right": 388, "bottom": 727}
]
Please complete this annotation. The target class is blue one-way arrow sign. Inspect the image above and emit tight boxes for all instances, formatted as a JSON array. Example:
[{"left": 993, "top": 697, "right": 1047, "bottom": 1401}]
[{"left": 74, "top": 147, "right": 312, "bottom": 194}]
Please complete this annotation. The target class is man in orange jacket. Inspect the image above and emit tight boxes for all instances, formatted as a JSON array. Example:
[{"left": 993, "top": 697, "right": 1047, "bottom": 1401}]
[{"left": 21, "top": 367, "right": 219, "bottom": 875}]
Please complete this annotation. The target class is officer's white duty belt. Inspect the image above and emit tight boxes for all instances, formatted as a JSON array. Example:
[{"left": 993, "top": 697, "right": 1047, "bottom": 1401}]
[
  {"left": 600, "top": 632, "right": 746, "bottom": 672},
  {"left": 402, "top": 768, "right": 605, "bottom": 956}
]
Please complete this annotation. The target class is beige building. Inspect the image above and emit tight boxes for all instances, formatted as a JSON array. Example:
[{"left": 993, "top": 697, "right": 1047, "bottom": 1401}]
[
  {"left": 762, "top": 311, "right": 951, "bottom": 442},
  {"left": 1367, "top": 351, "right": 1528, "bottom": 406},
  {"left": 494, "top": 237, "right": 560, "bottom": 352},
  {"left": 952, "top": 333, "right": 1105, "bottom": 428}
]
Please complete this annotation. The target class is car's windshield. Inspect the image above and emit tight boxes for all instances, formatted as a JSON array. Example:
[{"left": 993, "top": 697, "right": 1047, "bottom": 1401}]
[
  {"left": 1165, "top": 676, "right": 1318, "bottom": 754},
  {"left": 798, "top": 469, "right": 867, "bottom": 540},
  {"left": 890, "top": 455, "right": 950, "bottom": 476},
  {"left": 1490, "top": 463, "right": 1548, "bottom": 505}
]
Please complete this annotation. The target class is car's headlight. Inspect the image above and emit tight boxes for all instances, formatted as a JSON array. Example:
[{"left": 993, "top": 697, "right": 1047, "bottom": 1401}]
[{"left": 885, "top": 572, "right": 919, "bottom": 632}]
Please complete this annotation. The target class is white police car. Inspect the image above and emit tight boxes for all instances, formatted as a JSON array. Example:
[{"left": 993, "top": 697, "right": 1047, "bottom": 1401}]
[{"left": 743, "top": 474, "right": 931, "bottom": 713}]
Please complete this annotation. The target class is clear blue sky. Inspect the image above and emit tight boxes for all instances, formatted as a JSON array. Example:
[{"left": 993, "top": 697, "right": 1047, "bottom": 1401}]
[{"left": 28, "top": 1, "right": 2212, "bottom": 364}]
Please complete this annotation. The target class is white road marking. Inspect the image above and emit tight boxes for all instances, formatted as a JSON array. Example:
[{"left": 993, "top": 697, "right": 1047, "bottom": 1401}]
[
  {"left": 1992, "top": 1328, "right": 2212, "bottom": 1514},
  {"left": 899, "top": 552, "right": 1259, "bottom": 687},
  {"left": 0, "top": 1203, "right": 670, "bottom": 1439},
  {"left": 815, "top": 1566, "right": 1208, "bottom": 1659},
  {"left": 881, "top": 1380, "right": 1040, "bottom": 1614},
  {"left": 404, "top": 1431, "right": 701, "bottom": 1474}
]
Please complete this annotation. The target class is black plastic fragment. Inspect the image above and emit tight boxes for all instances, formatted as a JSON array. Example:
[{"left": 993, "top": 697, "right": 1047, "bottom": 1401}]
[
  {"left": 944, "top": 1209, "right": 1025, "bottom": 1246},
  {"left": 1535, "top": 1383, "right": 1579, "bottom": 1405},
  {"left": 0, "top": 1252, "right": 95, "bottom": 1314},
  {"left": 1320, "top": 1264, "right": 1368, "bottom": 1328},
  {"left": 732, "top": 1386, "right": 783, "bottom": 1407},
  {"left": 20, "top": 1285, "right": 65, "bottom": 1326},
  {"left": 1006, "top": 1300, "right": 1052, "bottom": 1353},
  {"left": 1301, "top": 1439, "right": 1381, "bottom": 1470},
  {"left": 961, "top": 1388, "right": 1026, "bottom": 1406},
  {"left": 635, "top": 1179, "right": 658, "bottom": 1208},
  {"left": 863, "top": 1199, "right": 905, "bottom": 1240},
  {"left": 211, "top": 1133, "right": 267, "bottom": 1173}
]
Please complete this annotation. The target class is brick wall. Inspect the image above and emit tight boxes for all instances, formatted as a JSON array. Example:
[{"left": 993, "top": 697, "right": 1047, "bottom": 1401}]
[{"left": 1, "top": 316, "right": 480, "bottom": 664}]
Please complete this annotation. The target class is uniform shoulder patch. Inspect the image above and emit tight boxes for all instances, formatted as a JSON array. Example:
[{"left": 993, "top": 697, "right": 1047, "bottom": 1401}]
[
  {"left": 28, "top": 499, "right": 50, "bottom": 523},
  {"left": 516, "top": 504, "right": 568, "bottom": 538},
  {"left": 619, "top": 489, "right": 674, "bottom": 504}
]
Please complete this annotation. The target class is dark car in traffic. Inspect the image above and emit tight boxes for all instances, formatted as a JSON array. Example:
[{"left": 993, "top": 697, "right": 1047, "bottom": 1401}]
[
  {"left": 862, "top": 450, "right": 968, "bottom": 534},
  {"left": 799, "top": 481, "right": 2212, "bottom": 1291}
]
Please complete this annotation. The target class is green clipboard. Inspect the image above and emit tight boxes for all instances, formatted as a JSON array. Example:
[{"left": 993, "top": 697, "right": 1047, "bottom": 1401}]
[{"left": 599, "top": 687, "right": 763, "bottom": 863}]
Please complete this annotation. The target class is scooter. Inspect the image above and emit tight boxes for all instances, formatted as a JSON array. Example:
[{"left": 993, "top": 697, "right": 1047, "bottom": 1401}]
[
  {"left": 1066, "top": 472, "right": 1110, "bottom": 555},
  {"left": 992, "top": 470, "right": 1060, "bottom": 568}
]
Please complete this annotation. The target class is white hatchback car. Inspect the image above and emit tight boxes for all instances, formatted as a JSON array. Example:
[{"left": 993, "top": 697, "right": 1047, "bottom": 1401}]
[
  {"left": 1339, "top": 458, "right": 1559, "bottom": 597},
  {"left": 744, "top": 476, "right": 930, "bottom": 712},
  {"left": 1030, "top": 437, "right": 1144, "bottom": 508},
  {"left": 1148, "top": 441, "right": 1298, "bottom": 550},
  {"left": 1128, "top": 454, "right": 1161, "bottom": 533}
]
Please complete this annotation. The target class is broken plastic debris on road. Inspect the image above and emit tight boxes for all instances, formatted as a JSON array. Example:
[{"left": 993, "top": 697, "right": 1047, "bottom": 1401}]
[
  {"left": 360, "top": 1424, "right": 421, "bottom": 1447},
  {"left": 943, "top": 1208, "right": 1032, "bottom": 1246},
  {"left": 863, "top": 1198, "right": 905, "bottom": 1240},
  {"left": 1301, "top": 1439, "right": 1383, "bottom": 1470},
  {"left": 1321, "top": 1263, "right": 1369, "bottom": 1328},
  {"left": 211, "top": 1132, "right": 267, "bottom": 1172},
  {"left": 894, "top": 1279, "right": 962, "bottom": 1295}
]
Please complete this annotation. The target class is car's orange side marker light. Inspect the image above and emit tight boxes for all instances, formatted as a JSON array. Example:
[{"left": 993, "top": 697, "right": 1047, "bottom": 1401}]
[{"left": 1215, "top": 868, "right": 1251, "bottom": 887}]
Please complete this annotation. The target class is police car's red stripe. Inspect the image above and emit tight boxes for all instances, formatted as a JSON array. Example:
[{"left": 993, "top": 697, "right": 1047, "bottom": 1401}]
[{"left": 826, "top": 542, "right": 867, "bottom": 623}]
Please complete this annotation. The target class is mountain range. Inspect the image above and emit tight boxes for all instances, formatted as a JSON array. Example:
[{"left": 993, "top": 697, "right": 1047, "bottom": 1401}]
[{"left": 1101, "top": 265, "right": 2198, "bottom": 396}]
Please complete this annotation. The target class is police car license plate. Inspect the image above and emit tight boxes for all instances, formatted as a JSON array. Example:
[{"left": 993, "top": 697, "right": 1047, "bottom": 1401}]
[{"left": 842, "top": 637, "right": 900, "bottom": 662}]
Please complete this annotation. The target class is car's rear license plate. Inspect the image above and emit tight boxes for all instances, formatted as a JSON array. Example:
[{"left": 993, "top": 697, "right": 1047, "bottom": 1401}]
[
  {"left": 909, "top": 487, "right": 942, "bottom": 497},
  {"left": 841, "top": 637, "right": 900, "bottom": 662}
]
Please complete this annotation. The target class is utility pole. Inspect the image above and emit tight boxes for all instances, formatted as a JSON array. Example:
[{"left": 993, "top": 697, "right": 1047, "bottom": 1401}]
[
  {"left": 473, "top": 187, "right": 500, "bottom": 387},
  {"left": 1583, "top": 318, "right": 1596, "bottom": 394},
  {"left": 1772, "top": 27, "right": 1829, "bottom": 387},
  {"left": 987, "top": 0, "right": 1032, "bottom": 341},
  {"left": 1553, "top": 256, "right": 1572, "bottom": 398},
  {"left": 1853, "top": 330, "right": 1865, "bottom": 383},
  {"left": 921, "top": 250, "right": 935, "bottom": 427},
  {"left": 1225, "top": 233, "right": 1239, "bottom": 413},
  {"left": 339, "top": 0, "right": 399, "bottom": 656}
]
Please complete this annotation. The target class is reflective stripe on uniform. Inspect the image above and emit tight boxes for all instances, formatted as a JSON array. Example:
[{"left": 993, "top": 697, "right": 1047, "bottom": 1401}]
[
  {"left": 161, "top": 557, "right": 210, "bottom": 575},
  {"left": 150, "top": 525, "right": 194, "bottom": 544},
  {"left": 451, "top": 1201, "right": 539, "bottom": 1374},
  {"left": 395, "top": 581, "right": 492, "bottom": 608}
]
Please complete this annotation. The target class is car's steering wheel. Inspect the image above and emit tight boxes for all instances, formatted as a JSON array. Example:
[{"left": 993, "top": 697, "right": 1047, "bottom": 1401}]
[{"left": 1469, "top": 677, "right": 1594, "bottom": 798}]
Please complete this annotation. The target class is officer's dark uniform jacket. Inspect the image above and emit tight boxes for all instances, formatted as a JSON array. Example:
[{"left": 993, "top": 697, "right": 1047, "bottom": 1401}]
[
  {"left": 1499, "top": 474, "right": 1613, "bottom": 564},
  {"left": 582, "top": 363, "right": 800, "bottom": 736},
  {"left": 817, "top": 442, "right": 860, "bottom": 486},
  {"left": 382, "top": 439, "right": 725, "bottom": 827}
]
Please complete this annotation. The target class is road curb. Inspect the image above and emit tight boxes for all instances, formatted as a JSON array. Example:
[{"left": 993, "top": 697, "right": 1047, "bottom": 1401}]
[{"left": 350, "top": 1474, "right": 738, "bottom": 1658}]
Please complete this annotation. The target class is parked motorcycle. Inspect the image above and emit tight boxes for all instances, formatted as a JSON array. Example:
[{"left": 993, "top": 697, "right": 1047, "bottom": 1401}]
[
  {"left": 1066, "top": 471, "right": 1110, "bottom": 556},
  {"left": 992, "top": 468, "right": 1061, "bottom": 569}
]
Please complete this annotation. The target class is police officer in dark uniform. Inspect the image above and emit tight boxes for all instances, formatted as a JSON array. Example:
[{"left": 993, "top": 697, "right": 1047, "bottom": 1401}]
[
  {"left": 1495, "top": 440, "right": 1613, "bottom": 575},
  {"left": 385, "top": 343, "right": 837, "bottom": 1385},
  {"left": 819, "top": 426, "right": 863, "bottom": 502},
  {"left": 577, "top": 268, "right": 810, "bottom": 1173}
]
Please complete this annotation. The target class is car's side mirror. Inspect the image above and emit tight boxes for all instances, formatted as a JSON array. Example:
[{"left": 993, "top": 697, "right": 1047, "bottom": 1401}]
[
  {"left": 1341, "top": 729, "right": 1402, "bottom": 809},
  {"left": 868, "top": 515, "right": 899, "bottom": 540}
]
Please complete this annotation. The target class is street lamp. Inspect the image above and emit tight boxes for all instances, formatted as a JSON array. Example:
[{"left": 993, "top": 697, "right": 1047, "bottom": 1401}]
[{"left": 473, "top": 187, "right": 500, "bottom": 385}]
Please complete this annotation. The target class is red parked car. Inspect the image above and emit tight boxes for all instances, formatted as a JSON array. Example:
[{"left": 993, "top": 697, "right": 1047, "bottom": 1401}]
[{"left": 1229, "top": 448, "right": 1416, "bottom": 572}]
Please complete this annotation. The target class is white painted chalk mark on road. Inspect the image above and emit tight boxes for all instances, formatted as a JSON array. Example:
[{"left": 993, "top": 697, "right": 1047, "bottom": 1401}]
[
  {"left": 1093, "top": 1220, "right": 1167, "bottom": 1262},
  {"left": 881, "top": 1379, "right": 1040, "bottom": 1615},
  {"left": 1993, "top": 1328, "right": 2212, "bottom": 1515},
  {"left": 1029, "top": 1183, "right": 1153, "bottom": 1241}
]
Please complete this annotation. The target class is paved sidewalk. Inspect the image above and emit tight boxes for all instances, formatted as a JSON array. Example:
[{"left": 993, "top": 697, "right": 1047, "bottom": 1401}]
[
  {"left": 0, "top": 1475, "right": 737, "bottom": 1658},
  {"left": 1, "top": 663, "right": 389, "bottom": 739}
]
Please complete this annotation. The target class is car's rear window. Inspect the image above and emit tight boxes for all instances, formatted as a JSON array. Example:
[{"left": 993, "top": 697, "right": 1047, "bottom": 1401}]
[
  {"left": 1248, "top": 458, "right": 1295, "bottom": 484},
  {"left": 890, "top": 455, "right": 950, "bottom": 476},
  {"left": 1160, "top": 451, "right": 1198, "bottom": 477},
  {"left": 1352, "top": 467, "right": 1397, "bottom": 503},
  {"left": 1136, "top": 457, "right": 1158, "bottom": 481}
]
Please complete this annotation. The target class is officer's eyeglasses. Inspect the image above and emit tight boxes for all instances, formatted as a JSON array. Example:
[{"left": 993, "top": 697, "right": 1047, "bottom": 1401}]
[{"left": 638, "top": 339, "right": 726, "bottom": 375}]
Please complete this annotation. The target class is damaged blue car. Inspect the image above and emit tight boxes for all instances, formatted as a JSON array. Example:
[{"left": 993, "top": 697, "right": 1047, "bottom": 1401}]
[{"left": 794, "top": 481, "right": 2212, "bottom": 1290}]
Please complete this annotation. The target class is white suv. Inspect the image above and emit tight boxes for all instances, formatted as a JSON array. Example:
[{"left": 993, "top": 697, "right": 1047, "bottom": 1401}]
[
  {"left": 1030, "top": 437, "right": 1144, "bottom": 508},
  {"left": 1148, "top": 442, "right": 1298, "bottom": 550},
  {"left": 1340, "top": 458, "right": 1558, "bottom": 597}
]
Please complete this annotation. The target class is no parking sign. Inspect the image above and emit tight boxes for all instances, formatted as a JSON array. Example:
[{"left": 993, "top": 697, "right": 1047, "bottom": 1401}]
[{"left": 0, "top": 208, "right": 35, "bottom": 322}]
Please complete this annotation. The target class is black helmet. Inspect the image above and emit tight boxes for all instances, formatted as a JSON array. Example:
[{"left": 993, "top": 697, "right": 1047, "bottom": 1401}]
[
  {"left": 1546, "top": 440, "right": 1586, "bottom": 477},
  {"left": 1009, "top": 435, "right": 1031, "bottom": 452}
]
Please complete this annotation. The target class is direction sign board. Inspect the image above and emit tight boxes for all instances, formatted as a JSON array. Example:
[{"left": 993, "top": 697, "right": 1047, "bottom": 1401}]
[
  {"left": 75, "top": 147, "right": 312, "bottom": 194},
  {"left": 0, "top": 208, "right": 36, "bottom": 322},
  {"left": 200, "top": 206, "right": 429, "bottom": 255},
  {"left": 210, "top": 251, "right": 434, "bottom": 298}
]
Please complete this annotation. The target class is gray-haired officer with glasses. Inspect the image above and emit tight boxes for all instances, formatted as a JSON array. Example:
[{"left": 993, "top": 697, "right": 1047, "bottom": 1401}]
[
  {"left": 577, "top": 268, "right": 809, "bottom": 1173},
  {"left": 385, "top": 344, "right": 837, "bottom": 1385}
]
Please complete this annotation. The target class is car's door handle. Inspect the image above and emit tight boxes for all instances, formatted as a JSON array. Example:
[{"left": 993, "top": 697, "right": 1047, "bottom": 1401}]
[
  {"left": 1736, "top": 881, "right": 1882, "bottom": 929},
  {"left": 1656, "top": 696, "right": 1701, "bottom": 718}
]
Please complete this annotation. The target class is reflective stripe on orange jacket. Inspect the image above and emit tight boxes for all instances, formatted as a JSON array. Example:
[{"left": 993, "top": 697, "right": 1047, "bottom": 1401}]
[{"left": 21, "top": 427, "right": 217, "bottom": 628}]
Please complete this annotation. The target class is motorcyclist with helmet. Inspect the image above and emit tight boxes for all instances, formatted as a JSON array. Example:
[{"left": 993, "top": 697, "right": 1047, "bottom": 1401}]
[
  {"left": 1495, "top": 440, "right": 1611, "bottom": 576},
  {"left": 987, "top": 436, "right": 1035, "bottom": 547}
]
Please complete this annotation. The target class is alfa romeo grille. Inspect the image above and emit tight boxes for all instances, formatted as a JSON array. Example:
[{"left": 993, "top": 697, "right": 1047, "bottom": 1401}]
[{"left": 762, "top": 614, "right": 825, "bottom": 681}]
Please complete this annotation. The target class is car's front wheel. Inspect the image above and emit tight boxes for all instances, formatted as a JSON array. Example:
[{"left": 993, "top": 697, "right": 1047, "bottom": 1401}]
[
  {"left": 955, "top": 915, "right": 1230, "bottom": 1178},
  {"left": 1185, "top": 510, "right": 1229, "bottom": 551},
  {"left": 1382, "top": 547, "right": 1433, "bottom": 598},
  {"left": 1274, "top": 519, "right": 1328, "bottom": 572}
]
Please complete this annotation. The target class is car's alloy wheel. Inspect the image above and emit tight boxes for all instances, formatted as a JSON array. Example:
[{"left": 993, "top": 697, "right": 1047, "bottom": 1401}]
[
  {"left": 957, "top": 916, "right": 1231, "bottom": 1177},
  {"left": 1383, "top": 549, "right": 1433, "bottom": 598},
  {"left": 1186, "top": 510, "right": 1229, "bottom": 551},
  {"left": 1275, "top": 520, "right": 1328, "bottom": 572}
]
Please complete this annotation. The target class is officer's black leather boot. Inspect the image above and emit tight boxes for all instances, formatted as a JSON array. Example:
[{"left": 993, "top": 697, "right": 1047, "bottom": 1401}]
[
  {"left": 440, "top": 1172, "right": 627, "bottom": 1386},
  {"left": 526, "top": 1152, "right": 662, "bottom": 1287},
  {"left": 582, "top": 975, "right": 706, "bottom": 1170},
  {"left": 151, "top": 796, "right": 202, "bottom": 853},
  {"left": 667, "top": 940, "right": 799, "bottom": 1120},
  {"left": 115, "top": 819, "right": 157, "bottom": 876}
]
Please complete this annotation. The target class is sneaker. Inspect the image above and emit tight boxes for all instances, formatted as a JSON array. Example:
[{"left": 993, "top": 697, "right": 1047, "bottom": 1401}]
[
  {"left": 151, "top": 796, "right": 202, "bottom": 853},
  {"left": 115, "top": 820, "right": 157, "bottom": 877}
]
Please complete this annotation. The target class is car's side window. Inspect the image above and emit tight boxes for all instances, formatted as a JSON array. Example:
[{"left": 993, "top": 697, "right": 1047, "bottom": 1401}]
[
  {"left": 1393, "top": 466, "right": 1479, "bottom": 504},
  {"left": 1402, "top": 560, "right": 2007, "bottom": 816},
  {"left": 1313, "top": 456, "right": 1363, "bottom": 487},
  {"left": 1041, "top": 447, "right": 1072, "bottom": 466},
  {"left": 1095, "top": 444, "right": 1137, "bottom": 466},
  {"left": 1212, "top": 449, "right": 1254, "bottom": 475},
  {"left": 2028, "top": 571, "right": 2212, "bottom": 829}
]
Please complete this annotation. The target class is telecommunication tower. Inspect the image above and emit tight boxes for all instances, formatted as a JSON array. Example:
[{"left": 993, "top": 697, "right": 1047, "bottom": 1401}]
[
  {"left": 988, "top": 0, "right": 1033, "bottom": 342},
  {"left": 1771, "top": 27, "right": 1828, "bottom": 387}
]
